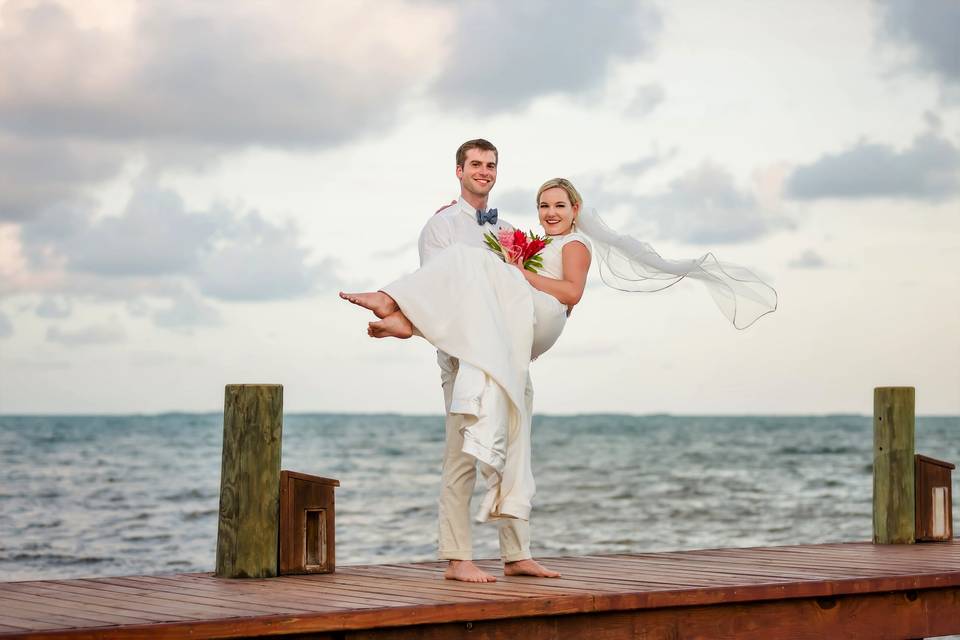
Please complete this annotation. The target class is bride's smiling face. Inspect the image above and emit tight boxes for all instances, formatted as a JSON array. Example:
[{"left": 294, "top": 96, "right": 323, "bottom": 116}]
[{"left": 538, "top": 187, "right": 580, "bottom": 235}]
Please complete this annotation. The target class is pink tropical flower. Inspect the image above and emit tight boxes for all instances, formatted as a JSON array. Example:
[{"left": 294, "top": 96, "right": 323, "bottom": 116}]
[{"left": 483, "top": 228, "right": 552, "bottom": 273}]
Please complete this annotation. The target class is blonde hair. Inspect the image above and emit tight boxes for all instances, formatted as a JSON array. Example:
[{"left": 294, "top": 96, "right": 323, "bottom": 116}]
[{"left": 536, "top": 178, "right": 583, "bottom": 208}]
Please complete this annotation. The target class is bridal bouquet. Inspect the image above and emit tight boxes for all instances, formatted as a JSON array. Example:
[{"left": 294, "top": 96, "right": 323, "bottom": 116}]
[{"left": 483, "top": 228, "right": 552, "bottom": 273}]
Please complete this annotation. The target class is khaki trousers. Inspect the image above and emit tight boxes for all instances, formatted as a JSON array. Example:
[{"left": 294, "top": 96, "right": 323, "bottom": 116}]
[{"left": 436, "top": 352, "right": 531, "bottom": 562}]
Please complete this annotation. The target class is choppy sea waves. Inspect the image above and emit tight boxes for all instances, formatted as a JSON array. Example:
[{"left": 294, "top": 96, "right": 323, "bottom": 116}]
[{"left": 1, "top": 414, "right": 957, "bottom": 582}]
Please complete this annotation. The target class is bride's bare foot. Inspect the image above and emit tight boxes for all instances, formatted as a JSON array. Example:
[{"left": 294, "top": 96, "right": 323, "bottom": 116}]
[
  {"left": 339, "top": 291, "right": 398, "bottom": 319},
  {"left": 367, "top": 311, "right": 413, "bottom": 339},
  {"left": 503, "top": 559, "right": 561, "bottom": 578},
  {"left": 445, "top": 560, "right": 497, "bottom": 583}
]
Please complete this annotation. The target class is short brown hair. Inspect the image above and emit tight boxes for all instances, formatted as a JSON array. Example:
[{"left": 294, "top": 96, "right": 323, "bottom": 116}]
[{"left": 456, "top": 139, "right": 498, "bottom": 168}]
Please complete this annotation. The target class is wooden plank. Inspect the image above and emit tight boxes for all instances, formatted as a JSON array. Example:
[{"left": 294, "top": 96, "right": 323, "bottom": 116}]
[
  {"left": 163, "top": 573, "right": 445, "bottom": 608},
  {"left": 276, "top": 575, "right": 485, "bottom": 604},
  {"left": 0, "top": 598, "right": 121, "bottom": 629},
  {"left": 0, "top": 541, "right": 958, "bottom": 638},
  {"left": 0, "top": 590, "right": 167, "bottom": 624},
  {"left": 345, "top": 586, "right": 960, "bottom": 640},
  {"left": 118, "top": 575, "right": 393, "bottom": 610},
  {"left": 343, "top": 565, "right": 623, "bottom": 596},
  {"left": 0, "top": 615, "right": 69, "bottom": 632},
  {"left": 591, "top": 550, "right": 953, "bottom": 579},
  {"left": 20, "top": 578, "right": 314, "bottom": 617}
]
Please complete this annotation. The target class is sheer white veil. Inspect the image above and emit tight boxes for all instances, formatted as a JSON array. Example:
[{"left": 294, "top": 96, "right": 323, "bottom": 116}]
[{"left": 575, "top": 208, "right": 778, "bottom": 330}]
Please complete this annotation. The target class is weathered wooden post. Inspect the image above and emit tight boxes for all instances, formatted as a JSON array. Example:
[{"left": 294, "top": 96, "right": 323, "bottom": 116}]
[
  {"left": 216, "top": 384, "right": 283, "bottom": 577},
  {"left": 873, "top": 386, "right": 915, "bottom": 544}
]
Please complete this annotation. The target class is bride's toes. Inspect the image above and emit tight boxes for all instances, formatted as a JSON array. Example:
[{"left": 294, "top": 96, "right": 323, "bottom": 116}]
[{"left": 339, "top": 291, "right": 398, "bottom": 319}]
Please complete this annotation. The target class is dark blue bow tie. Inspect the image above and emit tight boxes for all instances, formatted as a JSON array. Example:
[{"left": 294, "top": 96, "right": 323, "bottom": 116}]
[{"left": 475, "top": 207, "right": 498, "bottom": 226}]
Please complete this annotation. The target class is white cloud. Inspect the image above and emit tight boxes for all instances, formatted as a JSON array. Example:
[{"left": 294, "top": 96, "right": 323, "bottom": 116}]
[
  {"left": 152, "top": 293, "right": 221, "bottom": 331},
  {"left": 624, "top": 83, "right": 665, "bottom": 118},
  {"left": 0, "top": 308, "right": 11, "bottom": 337},
  {"left": 35, "top": 296, "right": 72, "bottom": 318}
]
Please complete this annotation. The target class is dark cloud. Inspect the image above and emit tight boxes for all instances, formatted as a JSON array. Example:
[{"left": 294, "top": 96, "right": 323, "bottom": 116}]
[
  {"left": 20, "top": 186, "right": 335, "bottom": 300},
  {"left": 195, "top": 214, "right": 338, "bottom": 301},
  {"left": 11, "top": 185, "right": 338, "bottom": 330},
  {"left": 785, "top": 133, "right": 960, "bottom": 201},
  {"left": 46, "top": 324, "right": 125, "bottom": 346},
  {"left": 56, "top": 189, "right": 224, "bottom": 277},
  {"left": 788, "top": 250, "right": 828, "bottom": 270},
  {"left": 0, "top": 135, "right": 124, "bottom": 222},
  {"left": 630, "top": 163, "right": 791, "bottom": 244},
  {"left": 0, "top": 1, "right": 434, "bottom": 148},
  {"left": 876, "top": 0, "right": 960, "bottom": 99},
  {"left": 432, "top": 0, "right": 660, "bottom": 112}
]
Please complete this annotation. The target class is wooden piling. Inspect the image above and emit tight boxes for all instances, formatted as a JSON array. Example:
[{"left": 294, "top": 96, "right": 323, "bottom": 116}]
[
  {"left": 215, "top": 384, "right": 283, "bottom": 578},
  {"left": 873, "top": 386, "right": 916, "bottom": 544}
]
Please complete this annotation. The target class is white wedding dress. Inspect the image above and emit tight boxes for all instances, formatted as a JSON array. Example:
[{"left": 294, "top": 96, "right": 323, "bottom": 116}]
[{"left": 382, "top": 233, "right": 591, "bottom": 522}]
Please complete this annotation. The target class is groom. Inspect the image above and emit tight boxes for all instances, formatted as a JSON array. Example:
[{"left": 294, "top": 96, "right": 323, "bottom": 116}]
[{"left": 419, "top": 138, "right": 560, "bottom": 583}]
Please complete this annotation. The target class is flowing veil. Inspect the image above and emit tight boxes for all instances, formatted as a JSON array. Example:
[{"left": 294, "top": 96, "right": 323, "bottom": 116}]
[{"left": 575, "top": 208, "right": 778, "bottom": 330}]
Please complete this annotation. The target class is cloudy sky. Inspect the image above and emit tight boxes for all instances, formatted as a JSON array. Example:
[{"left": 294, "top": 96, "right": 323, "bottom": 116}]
[{"left": 0, "top": 0, "right": 957, "bottom": 415}]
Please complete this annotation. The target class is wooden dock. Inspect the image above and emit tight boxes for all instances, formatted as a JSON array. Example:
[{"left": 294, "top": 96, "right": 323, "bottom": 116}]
[{"left": 1, "top": 539, "right": 959, "bottom": 639}]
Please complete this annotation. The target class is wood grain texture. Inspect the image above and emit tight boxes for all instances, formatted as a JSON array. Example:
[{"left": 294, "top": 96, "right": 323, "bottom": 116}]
[
  {"left": 216, "top": 384, "right": 283, "bottom": 579},
  {"left": 279, "top": 470, "right": 339, "bottom": 575},
  {"left": 916, "top": 454, "right": 955, "bottom": 541},
  {"left": 342, "top": 587, "right": 960, "bottom": 640},
  {"left": 2, "top": 540, "right": 959, "bottom": 639},
  {"left": 873, "top": 386, "right": 916, "bottom": 544}
]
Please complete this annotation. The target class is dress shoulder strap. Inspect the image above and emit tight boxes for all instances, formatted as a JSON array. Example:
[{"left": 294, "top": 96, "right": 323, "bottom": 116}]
[{"left": 560, "top": 232, "right": 592, "bottom": 254}]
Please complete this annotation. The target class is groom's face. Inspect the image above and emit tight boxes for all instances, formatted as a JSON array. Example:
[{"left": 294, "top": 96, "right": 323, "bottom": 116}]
[{"left": 456, "top": 149, "right": 497, "bottom": 197}]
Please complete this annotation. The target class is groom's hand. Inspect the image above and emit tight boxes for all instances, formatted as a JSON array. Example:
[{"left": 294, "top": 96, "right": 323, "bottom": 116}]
[{"left": 435, "top": 200, "right": 456, "bottom": 214}]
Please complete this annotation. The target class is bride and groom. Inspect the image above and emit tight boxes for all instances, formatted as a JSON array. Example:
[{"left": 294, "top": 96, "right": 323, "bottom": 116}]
[{"left": 340, "top": 138, "right": 777, "bottom": 583}]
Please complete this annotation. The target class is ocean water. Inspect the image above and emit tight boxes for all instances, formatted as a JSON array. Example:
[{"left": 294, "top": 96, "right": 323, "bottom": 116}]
[{"left": 1, "top": 413, "right": 958, "bottom": 583}]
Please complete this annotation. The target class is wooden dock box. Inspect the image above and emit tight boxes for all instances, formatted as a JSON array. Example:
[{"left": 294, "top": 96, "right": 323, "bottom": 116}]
[
  {"left": 279, "top": 470, "right": 340, "bottom": 574},
  {"left": 915, "top": 454, "right": 954, "bottom": 542}
]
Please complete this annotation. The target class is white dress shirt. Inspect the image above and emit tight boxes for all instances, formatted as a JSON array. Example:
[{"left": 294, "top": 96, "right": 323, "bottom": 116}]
[{"left": 419, "top": 198, "right": 512, "bottom": 266}]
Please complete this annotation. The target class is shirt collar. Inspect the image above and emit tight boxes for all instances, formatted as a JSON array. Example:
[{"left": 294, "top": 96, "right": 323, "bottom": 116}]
[{"left": 457, "top": 198, "right": 492, "bottom": 219}]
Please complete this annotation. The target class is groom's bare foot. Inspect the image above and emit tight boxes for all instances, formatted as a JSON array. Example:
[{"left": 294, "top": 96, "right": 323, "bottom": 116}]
[
  {"left": 445, "top": 560, "right": 497, "bottom": 583},
  {"left": 503, "top": 559, "right": 561, "bottom": 578},
  {"left": 368, "top": 311, "right": 413, "bottom": 339},
  {"left": 339, "top": 291, "right": 398, "bottom": 319}
]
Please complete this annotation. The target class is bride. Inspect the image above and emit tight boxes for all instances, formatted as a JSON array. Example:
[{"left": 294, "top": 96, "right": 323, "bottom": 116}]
[{"left": 341, "top": 176, "right": 777, "bottom": 576}]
